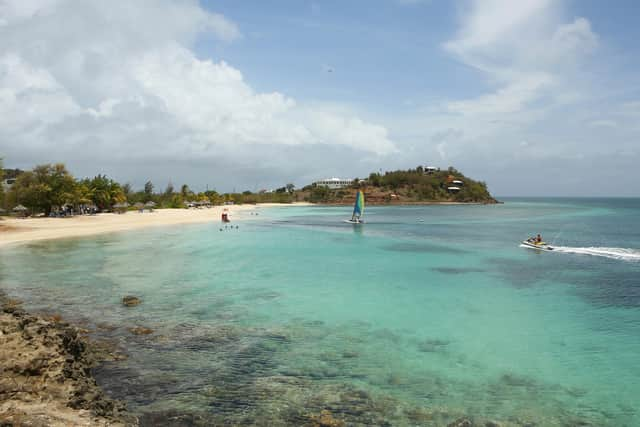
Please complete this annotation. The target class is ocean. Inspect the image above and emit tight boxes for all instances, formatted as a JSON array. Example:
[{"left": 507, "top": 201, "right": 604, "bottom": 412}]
[{"left": 1, "top": 198, "right": 639, "bottom": 426}]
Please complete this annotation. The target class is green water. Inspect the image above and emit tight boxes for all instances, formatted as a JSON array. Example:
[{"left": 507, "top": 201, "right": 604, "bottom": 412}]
[{"left": 1, "top": 199, "right": 639, "bottom": 425}]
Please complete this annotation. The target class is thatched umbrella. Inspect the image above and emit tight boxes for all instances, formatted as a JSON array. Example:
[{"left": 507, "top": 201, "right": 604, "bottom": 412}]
[
  {"left": 13, "top": 204, "right": 28, "bottom": 217},
  {"left": 112, "top": 202, "right": 129, "bottom": 214},
  {"left": 144, "top": 201, "right": 156, "bottom": 212}
]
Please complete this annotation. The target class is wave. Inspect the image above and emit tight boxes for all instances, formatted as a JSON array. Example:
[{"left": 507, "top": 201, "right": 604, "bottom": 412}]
[{"left": 552, "top": 246, "right": 640, "bottom": 262}]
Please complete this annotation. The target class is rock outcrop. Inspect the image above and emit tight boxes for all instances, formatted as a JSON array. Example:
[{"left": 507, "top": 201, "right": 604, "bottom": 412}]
[{"left": 0, "top": 293, "right": 135, "bottom": 426}]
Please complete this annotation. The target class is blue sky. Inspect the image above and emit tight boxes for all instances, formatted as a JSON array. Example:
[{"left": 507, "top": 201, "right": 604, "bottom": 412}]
[
  {"left": 1, "top": 0, "right": 639, "bottom": 195},
  {"left": 199, "top": 1, "right": 473, "bottom": 108}
]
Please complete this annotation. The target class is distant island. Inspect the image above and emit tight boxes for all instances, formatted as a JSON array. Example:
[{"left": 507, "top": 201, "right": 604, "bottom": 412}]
[{"left": 300, "top": 166, "right": 498, "bottom": 205}]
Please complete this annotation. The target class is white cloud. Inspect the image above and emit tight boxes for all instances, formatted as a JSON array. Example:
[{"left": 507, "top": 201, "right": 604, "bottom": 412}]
[
  {"left": 443, "top": 0, "right": 598, "bottom": 113},
  {"left": 0, "top": 54, "right": 80, "bottom": 131},
  {"left": 0, "top": 0, "right": 395, "bottom": 189},
  {"left": 382, "top": 0, "right": 640, "bottom": 195},
  {"left": 446, "top": 72, "right": 554, "bottom": 115}
]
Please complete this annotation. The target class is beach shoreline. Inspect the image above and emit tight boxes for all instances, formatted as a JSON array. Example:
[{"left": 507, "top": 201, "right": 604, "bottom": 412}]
[{"left": 0, "top": 203, "right": 312, "bottom": 248}]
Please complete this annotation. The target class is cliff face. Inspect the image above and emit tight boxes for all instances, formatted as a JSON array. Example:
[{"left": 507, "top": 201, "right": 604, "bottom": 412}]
[
  {"left": 302, "top": 168, "right": 497, "bottom": 205},
  {"left": 0, "top": 294, "right": 134, "bottom": 426}
]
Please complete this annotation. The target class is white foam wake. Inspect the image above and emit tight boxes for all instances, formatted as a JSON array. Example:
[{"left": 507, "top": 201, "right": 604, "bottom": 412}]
[{"left": 552, "top": 246, "right": 640, "bottom": 262}]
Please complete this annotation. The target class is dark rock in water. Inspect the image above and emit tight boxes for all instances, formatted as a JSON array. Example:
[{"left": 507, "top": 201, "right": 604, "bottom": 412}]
[
  {"left": 122, "top": 295, "right": 141, "bottom": 307},
  {"left": 485, "top": 421, "right": 501, "bottom": 427},
  {"left": 405, "top": 407, "right": 434, "bottom": 424},
  {"left": 432, "top": 267, "right": 485, "bottom": 274},
  {"left": 128, "top": 326, "right": 154, "bottom": 335},
  {"left": 342, "top": 350, "right": 359, "bottom": 359},
  {"left": 308, "top": 409, "right": 346, "bottom": 427},
  {"left": 1, "top": 297, "right": 24, "bottom": 313},
  {"left": 418, "top": 338, "right": 450, "bottom": 353},
  {"left": 95, "top": 322, "right": 118, "bottom": 332},
  {"left": 139, "top": 409, "right": 211, "bottom": 426},
  {"left": 448, "top": 417, "right": 473, "bottom": 427},
  {"left": 499, "top": 372, "right": 535, "bottom": 388}
]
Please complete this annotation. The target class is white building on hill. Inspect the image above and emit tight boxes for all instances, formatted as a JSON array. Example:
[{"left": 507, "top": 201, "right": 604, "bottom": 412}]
[
  {"left": 315, "top": 178, "right": 353, "bottom": 189},
  {"left": 2, "top": 178, "right": 16, "bottom": 191}
]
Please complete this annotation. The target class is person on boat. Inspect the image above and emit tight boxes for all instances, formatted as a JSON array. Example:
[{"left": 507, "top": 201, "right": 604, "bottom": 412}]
[{"left": 536, "top": 234, "right": 542, "bottom": 244}]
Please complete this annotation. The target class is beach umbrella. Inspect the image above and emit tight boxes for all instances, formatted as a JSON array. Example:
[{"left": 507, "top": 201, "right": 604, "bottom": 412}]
[
  {"left": 144, "top": 201, "right": 156, "bottom": 207},
  {"left": 13, "top": 204, "right": 27, "bottom": 212},
  {"left": 134, "top": 202, "right": 144, "bottom": 209}
]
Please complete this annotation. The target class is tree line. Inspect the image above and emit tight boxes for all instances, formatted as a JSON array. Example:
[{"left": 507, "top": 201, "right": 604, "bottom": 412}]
[{"left": 0, "top": 162, "right": 297, "bottom": 216}]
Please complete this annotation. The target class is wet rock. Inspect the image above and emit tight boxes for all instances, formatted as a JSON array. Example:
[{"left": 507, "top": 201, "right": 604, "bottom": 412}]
[
  {"left": 48, "top": 313, "right": 64, "bottom": 323},
  {"left": 95, "top": 322, "right": 118, "bottom": 332},
  {"left": 485, "top": 421, "right": 501, "bottom": 427},
  {"left": 342, "top": 350, "right": 359, "bottom": 359},
  {"left": 1, "top": 297, "right": 23, "bottom": 313},
  {"left": 122, "top": 295, "right": 141, "bottom": 307},
  {"left": 128, "top": 326, "right": 154, "bottom": 335},
  {"left": 308, "top": 409, "right": 345, "bottom": 427},
  {"left": 139, "top": 410, "right": 211, "bottom": 426},
  {"left": 448, "top": 417, "right": 473, "bottom": 427},
  {"left": 405, "top": 407, "right": 434, "bottom": 423}
]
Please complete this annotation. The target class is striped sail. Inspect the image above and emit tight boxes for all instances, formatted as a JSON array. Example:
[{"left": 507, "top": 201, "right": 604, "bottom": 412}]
[{"left": 352, "top": 191, "right": 365, "bottom": 220}]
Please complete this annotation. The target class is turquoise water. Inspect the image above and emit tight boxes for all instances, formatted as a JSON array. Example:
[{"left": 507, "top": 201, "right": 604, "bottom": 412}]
[{"left": 1, "top": 199, "right": 639, "bottom": 425}]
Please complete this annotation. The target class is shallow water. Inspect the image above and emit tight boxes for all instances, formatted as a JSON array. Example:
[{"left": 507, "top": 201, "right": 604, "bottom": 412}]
[{"left": 1, "top": 199, "right": 639, "bottom": 425}]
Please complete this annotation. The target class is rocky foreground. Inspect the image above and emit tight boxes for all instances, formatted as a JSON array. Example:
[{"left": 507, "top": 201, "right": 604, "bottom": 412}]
[{"left": 0, "top": 293, "right": 134, "bottom": 426}]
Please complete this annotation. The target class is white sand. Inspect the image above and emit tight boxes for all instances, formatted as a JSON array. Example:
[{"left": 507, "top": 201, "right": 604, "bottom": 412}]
[{"left": 0, "top": 203, "right": 312, "bottom": 247}]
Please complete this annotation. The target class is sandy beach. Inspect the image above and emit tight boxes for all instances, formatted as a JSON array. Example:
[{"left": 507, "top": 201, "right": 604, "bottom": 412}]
[{"left": 0, "top": 203, "right": 311, "bottom": 247}]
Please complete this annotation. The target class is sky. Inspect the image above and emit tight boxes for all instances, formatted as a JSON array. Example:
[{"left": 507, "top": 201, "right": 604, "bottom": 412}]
[{"left": 1, "top": 0, "right": 639, "bottom": 196}]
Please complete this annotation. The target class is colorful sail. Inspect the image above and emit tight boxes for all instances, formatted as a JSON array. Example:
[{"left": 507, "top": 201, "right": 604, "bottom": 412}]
[{"left": 352, "top": 191, "right": 365, "bottom": 220}]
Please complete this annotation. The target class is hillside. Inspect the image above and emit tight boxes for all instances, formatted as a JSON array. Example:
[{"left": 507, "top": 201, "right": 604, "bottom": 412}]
[{"left": 301, "top": 167, "right": 498, "bottom": 205}]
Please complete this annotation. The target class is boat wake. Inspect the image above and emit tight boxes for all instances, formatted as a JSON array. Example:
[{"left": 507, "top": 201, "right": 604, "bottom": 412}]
[{"left": 552, "top": 246, "right": 640, "bottom": 262}]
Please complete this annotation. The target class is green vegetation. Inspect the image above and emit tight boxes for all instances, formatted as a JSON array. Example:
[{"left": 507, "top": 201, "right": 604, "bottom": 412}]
[
  {"left": 300, "top": 166, "right": 496, "bottom": 204},
  {"left": 0, "top": 162, "right": 297, "bottom": 216},
  {"left": 0, "top": 162, "right": 495, "bottom": 216}
]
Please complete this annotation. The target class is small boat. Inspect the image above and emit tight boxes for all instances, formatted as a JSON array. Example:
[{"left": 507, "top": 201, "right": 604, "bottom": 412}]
[
  {"left": 344, "top": 190, "right": 365, "bottom": 224},
  {"left": 521, "top": 239, "right": 554, "bottom": 251}
]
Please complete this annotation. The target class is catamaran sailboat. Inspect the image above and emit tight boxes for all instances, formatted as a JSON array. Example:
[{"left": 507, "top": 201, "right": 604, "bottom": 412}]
[{"left": 344, "top": 190, "right": 365, "bottom": 224}]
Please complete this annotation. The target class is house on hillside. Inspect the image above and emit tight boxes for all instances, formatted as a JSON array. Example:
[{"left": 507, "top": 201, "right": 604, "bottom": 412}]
[
  {"left": 424, "top": 166, "right": 438, "bottom": 174},
  {"left": 2, "top": 178, "right": 16, "bottom": 192},
  {"left": 315, "top": 178, "right": 353, "bottom": 189}
]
